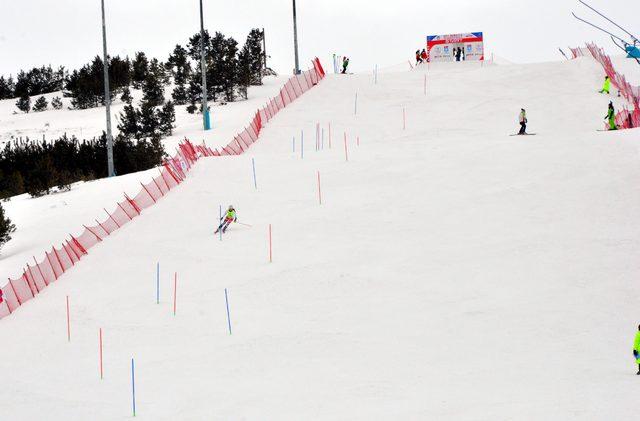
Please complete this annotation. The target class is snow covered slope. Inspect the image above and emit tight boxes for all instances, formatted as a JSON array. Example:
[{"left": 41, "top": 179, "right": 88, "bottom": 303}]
[{"left": 1, "top": 57, "right": 640, "bottom": 420}]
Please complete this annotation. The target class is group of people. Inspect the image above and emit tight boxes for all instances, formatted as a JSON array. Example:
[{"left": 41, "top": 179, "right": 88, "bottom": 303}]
[
  {"left": 415, "top": 49, "right": 428, "bottom": 64},
  {"left": 453, "top": 46, "right": 465, "bottom": 62}
]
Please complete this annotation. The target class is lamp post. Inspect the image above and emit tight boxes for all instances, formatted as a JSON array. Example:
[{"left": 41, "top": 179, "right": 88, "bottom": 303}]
[
  {"left": 101, "top": 0, "right": 115, "bottom": 177},
  {"left": 292, "top": 0, "right": 300, "bottom": 74}
]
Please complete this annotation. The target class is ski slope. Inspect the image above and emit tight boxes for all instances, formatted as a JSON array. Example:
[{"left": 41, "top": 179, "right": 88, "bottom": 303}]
[{"left": 1, "top": 57, "right": 640, "bottom": 419}]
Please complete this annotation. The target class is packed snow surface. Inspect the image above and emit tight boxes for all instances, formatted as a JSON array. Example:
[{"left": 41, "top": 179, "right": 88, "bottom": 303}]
[{"left": 1, "top": 57, "right": 640, "bottom": 420}]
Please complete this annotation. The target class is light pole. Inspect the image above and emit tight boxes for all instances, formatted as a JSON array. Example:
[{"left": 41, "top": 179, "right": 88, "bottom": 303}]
[
  {"left": 292, "top": 0, "right": 300, "bottom": 74},
  {"left": 101, "top": 0, "right": 115, "bottom": 177},
  {"left": 199, "top": 0, "right": 210, "bottom": 130}
]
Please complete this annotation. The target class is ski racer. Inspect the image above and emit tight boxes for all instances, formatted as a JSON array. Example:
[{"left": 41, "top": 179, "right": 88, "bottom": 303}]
[
  {"left": 599, "top": 75, "right": 611, "bottom": 94},
  {"left": 605, "top": 102, "right": 617, "bottom": 130},
  {"left": 215, "top": 205, "right": 237, "bottom": 234},
  {"left": 415, "top": 50, "right": 423, "bottom": 64},
  {"left": 341, "top": 56, "right": 350, "bottom": 74}
]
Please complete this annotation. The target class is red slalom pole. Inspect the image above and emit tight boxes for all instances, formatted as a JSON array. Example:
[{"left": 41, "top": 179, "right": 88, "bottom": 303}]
[
  {"left": 269, "top": 224, "right": 273, "bottom": 263},
  {"left": 173, "top": 272, "right": 177, "bottom": 316},
  {"left": 344, "top": 132, "right": 349, "bottom": 162},
  {"left": 99, "top": 328, "right": 103, "bottom": 379},
  {"left": 317, "top": 171, "right": 322, "bottom": 205},
  {"left": 66, "top": 295, "right": 70, "bottom": 342}
]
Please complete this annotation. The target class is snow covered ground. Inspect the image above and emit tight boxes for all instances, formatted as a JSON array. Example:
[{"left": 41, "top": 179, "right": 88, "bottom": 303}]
[{"left": 1, "top": 56, "right": 640, "bottom": 419}]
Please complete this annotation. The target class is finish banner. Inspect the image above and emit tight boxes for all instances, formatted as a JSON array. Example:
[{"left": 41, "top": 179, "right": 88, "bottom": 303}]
[{"left": 426, "top": 33, "right": 484, "bottom": 62}]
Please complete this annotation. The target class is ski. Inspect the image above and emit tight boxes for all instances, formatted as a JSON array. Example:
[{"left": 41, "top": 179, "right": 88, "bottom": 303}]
[{"left": 510, "top": 133, "right": 537, "bottom": 136}]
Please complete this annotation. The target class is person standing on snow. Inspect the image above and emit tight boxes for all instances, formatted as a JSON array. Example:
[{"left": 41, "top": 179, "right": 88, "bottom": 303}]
[
  {"left": 215, "top": 205, "right": 237, "bottom": 234},
  {"left": 421, "top": 49, "right": 428, "bottom": 62},
  {"left": 599, "top": 75, "right": 611, "bottom": 94},
  {"left": 633, "top": 325, "right": 640, "bottom": 374},
  {"left": 605, "top": 102, "right": 617, "bottom": 131},
  {"left": 518, "top": 108, "right": 528, "bottom": 135},
  {"left": 341, "top": 56, "right": 350, "bottom": 74},
  {"left": 416, "top": 50, "right": 423, "bottom": 65}
]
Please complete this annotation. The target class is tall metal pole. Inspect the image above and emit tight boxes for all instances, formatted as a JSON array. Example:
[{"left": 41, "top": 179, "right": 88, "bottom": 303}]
[
  {"left": 199, "top": 0, "right": 209, "bottom": 130},
  {"left": 292, "top": 0, "right": 300, "bottom": 74},
  {"left": 101, "top": 0, "right": 115, "bottom": 177}
]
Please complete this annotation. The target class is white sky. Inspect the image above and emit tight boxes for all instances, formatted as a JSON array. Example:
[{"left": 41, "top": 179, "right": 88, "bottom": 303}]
[{"left": 0, "top": 0, "right": 636, "bottom": 77}]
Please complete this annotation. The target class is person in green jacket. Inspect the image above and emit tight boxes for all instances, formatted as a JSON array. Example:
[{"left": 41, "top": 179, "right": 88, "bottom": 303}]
[
  {"left": 599, "top": 75, "right": 611, "bottom": 94},
  {"left": 605, "top": 102, "right": 617, "bottom": 130},
  {"left": 633, "top": 325, "right": 640, "bottom": 374},
  {"left": 215, "top": 205, "right": 237, "bottom": 234}
]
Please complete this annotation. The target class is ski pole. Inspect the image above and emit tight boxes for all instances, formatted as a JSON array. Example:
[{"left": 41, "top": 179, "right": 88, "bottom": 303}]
[{"left": 236, "top": 222, "right": 252, "bottom": 227}]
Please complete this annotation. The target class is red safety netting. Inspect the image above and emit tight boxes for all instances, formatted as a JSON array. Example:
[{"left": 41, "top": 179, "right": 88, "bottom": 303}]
[
  {"left": 211, "top": 58, "right": 326, "bottom": 156},
  {"left": 584, "top": 43, "right": 640, "bottom": 130},
  {"left": 0, "top": 139, "right": 213, "bottom": 320},
  {"left": 0, "top": 58, "right": 326, "bottom": 320}
]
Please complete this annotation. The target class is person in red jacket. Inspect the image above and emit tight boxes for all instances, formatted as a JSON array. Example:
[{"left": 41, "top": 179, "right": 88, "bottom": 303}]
[{"left": 420, "top": 49, "right": 428, "bottom": 62}]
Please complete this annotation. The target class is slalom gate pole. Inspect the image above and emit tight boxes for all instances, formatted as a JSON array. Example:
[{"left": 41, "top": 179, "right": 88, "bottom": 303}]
[
  {"left": 269, "top": 224, "right": 273, "bottom": 263},
  {"left": 252, "top": 158, "right": 257, "bottom": 190},
  {"left": 173, "top": 272, "right": 177, "bottom": 316},
  {"left": 424, "top": 74, "right": 427, "bottom": 95},
  {"left": 156, "top": 262, "right": 159, "bottom": 304},
  {"left": 328, "top": 123, "right": 332, "bottom": 148},
  {"left": 66, "top": 295, "right": 70, "bottom": 342},
  {"left": 292, "top": 136, "right": 295, "bottom": 153},
  {"left": 321, "top": 128, "right": 324, "bottom": 150},
  {"left": 354, "top": 92, "right": 358, "bottom": 115},
  {"left": 317, "top": 171, "right": 322, "bottom": 205},
  {"left": 344, "top": 132, "right": 349, "bottom": 162},
  {"left": 357, "top": 136, "right": 360, "bottom": 146},
  {"left": 131, "top": 358, "right": 136, "bottom": 417},
  {"left": 375, "top": 64, "right": 378, "bottom": 84},
  {"left": 301, "top": 130, "right": 304, "bottom": 159},
  {"left": 225, "top": 288, "right": 232, "bottom": 335},
  {"left": 403, "top": 108, "right": 406, "bottom": 130},
  {"left": 99, "top": 328, "right": 103, "bottom": 379}
]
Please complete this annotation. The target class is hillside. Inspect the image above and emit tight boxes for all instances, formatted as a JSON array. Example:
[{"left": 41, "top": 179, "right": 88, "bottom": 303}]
[{"left": 1, "top": 56, "right": 640, "bottom": 420}]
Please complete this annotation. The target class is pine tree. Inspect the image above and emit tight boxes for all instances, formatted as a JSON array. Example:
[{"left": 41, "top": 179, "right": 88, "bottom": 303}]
[
  {"left": 25, "top": 156, "right": 56, "bottom": 197},
  {"left": 137, "top": 101, "right": 160, "bottom": 139},
  {"left": 220, "top": 37, "right": 239, "bottom": 102},
  {"left": 117, "top": 104, "right": 140, "bottom": 139},
  {"left": 120, "top": 86, "right": 133, "bottom": 104},
  {"left": 142, "top": 59, "right": 165, "bottom": 107},
  {"left": 33, "top": 96, "right": 49, "bottom": 112},
  {"left": 168, "top": 44, "right": 191, "bottom": 105},
  {"left": 186, "top": 74, "right": 202, "bottom": 114},
  {"left": 0, "top": 76, "right": 14, "bottom": 99},
  {"left": 245, "top": 29, "right": 265, "bottom": 85},
  {"left": 51, "top": 96, "right": 63, "bottom": 110},
  {"left": 132, "top": 52, "right": 149, "bottom": 89},
  {"left": 158, "top": 101, "right": 176, "bottom": 135},
  {"left": 15, "top": 92, "right": 31, "bottom": 113},
  {"left": 236, "top": 44, "right": 252, "bottom": 100},
  {"left": 0, "top": 202, "right": 16, "bottom": 252}
]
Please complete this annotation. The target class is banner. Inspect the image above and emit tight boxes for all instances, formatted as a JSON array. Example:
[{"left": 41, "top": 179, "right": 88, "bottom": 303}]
[{"left": 427, "top": 32, "right": 484, "bottom": 62}]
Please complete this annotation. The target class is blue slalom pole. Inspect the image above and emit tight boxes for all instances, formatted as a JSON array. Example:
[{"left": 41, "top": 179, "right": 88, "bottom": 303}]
[
  {"left": 224, "top": 288, "right": 232, "bottom": 335},
  {"left": 219, "top": 205, "right": 222, "bottom": 241},
  {"left": 156, "top": 262, "right": 159, "bottom": 304},
  {"left": 131, "top": 358, "right": 136, "bottom": 417},
  {"left": 301, "top": 130, "right": 304, "bottom": 159},
  {"left": 252, "top": 158, "right": 257, "bottom": 190}
]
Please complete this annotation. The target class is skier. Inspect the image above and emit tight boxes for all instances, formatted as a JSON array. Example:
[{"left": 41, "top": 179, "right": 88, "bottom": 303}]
[
  {"left": 599, "top": 75, "right": 611, "bottom": 94},
  {"left": 420, "top": 49, "right": 428, "bottom": 62},
  {"left": 605, "top": 101, "right": 617, "bottom": 130},
  {"left": 634, "top": 325, "right": 640, "bottom": 374},
  {"left": 415, "top": 50, "right": 423, "bottom": 64},
  {"left": 518, "top": 108, "right": 528, "bottom": 135},
  {"left": 341, "top": 56, "right": 350, "bottom": 74},
  {"left": 215, "top": 205, "right": 237, "bottom": 234}
]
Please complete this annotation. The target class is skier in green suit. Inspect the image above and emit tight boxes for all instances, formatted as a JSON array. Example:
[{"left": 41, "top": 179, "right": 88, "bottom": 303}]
[
  {"left": 633, "top": 325, "right": 640, "bottom": 374},
  {"left": 215, "top": 205, "right": 237, "bottom": 234},
  {"left": 605, "top": 102, "right": 617, "bottom": 131},
  {"left": 599, "top": 75, "right": 611, "bottom": 94}
]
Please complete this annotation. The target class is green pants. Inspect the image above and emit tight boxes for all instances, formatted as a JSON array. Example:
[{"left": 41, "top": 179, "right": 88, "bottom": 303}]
[{"left": 609, "top": 117, "right": 617, "bottom": 130}]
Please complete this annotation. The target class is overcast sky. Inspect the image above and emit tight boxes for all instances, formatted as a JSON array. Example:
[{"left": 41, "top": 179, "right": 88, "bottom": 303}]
[{"left": 0, "top": 0, "right": 636, "bottom": 77}]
